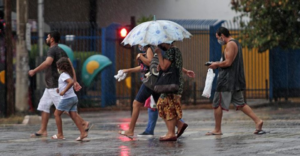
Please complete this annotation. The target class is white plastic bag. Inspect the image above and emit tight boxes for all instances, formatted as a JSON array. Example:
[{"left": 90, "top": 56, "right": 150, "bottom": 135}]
[
  {"left": 202, "top": 68, "right": 215, "bottom": 98},
  {"left": 114, "top": 70, "right": 127, "bottom": 82}
]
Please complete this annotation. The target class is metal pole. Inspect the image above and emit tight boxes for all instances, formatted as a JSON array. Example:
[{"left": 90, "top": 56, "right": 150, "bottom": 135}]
[
  {"left": 38, "top": 0, "right": 44, "bottom": 57},
  {"left": 37, "top": 0, "right": 44, "bottom": 93},
  {"left": 130, "top": 16, "right": 135, "bottom": 115}
]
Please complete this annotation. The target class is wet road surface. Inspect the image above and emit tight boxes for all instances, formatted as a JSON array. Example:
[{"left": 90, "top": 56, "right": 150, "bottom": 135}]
[{"left": 1, "top": 105, "right": 300, "bottom": 156}]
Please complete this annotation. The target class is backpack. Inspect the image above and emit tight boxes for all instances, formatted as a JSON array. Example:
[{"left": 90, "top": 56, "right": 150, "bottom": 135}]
[{"left": 142, "top": 46, "right": 159, "bottom": 90}]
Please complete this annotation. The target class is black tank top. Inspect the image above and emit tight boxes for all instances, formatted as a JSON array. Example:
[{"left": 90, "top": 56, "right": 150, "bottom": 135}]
[{"left": 216, "top": 39, "right": 246, "bottom": 92}]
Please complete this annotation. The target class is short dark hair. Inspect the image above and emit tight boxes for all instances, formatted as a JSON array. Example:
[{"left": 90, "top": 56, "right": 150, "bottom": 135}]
[
  {"left": 49, "top": 31, "right": 60, "bottom": 43},
  {"left": 216, "top": 27, "right": 230, "bottom": 37}
]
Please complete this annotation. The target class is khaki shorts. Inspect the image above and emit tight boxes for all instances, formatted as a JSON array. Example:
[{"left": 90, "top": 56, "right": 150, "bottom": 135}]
[
  {"left": 213, "top": 91, "right": 245, "bottom": 111},
  {"left": 37, "top": 88, "right": 61, "bottom": 113}
]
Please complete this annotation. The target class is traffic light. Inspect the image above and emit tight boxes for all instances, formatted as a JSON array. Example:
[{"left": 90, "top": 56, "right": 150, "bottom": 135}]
[
  {"left": 117, "top": 25, "right": 131, "bottom": 47},
  {"left": 119, "top": 27, "right": 128, "bottom": 38}
]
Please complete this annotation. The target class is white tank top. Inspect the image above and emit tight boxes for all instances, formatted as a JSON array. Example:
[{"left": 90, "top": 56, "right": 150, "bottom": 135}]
[{"left": 58, "top": 72, "right": 77, "bottom": 99}]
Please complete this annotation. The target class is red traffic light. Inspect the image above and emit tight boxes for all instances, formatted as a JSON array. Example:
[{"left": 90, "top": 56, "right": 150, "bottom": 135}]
[
  {"left": 119, "top": 28, "right": 128, "bottom": 38},
  {"left": 117, "top": 26, "right": 131, "bottom": 48}
]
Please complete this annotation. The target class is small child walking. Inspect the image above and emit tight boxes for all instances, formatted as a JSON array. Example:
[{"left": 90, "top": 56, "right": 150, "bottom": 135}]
[{"left": 52, "top": 57, "right": 87, "bottom": 141}]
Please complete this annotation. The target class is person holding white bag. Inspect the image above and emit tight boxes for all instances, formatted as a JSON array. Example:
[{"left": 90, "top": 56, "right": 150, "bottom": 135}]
[
  {"left": 117, "top": 44, "right": 161, "bottom": 138},
  {"left": 206, "top": 27, "right": 265, "bottom": 135},
  {"left": 117, "top": 43, "right": 195, "bottom": 139}
]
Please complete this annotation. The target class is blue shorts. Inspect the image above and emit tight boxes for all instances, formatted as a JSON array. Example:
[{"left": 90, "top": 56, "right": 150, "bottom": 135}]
[
  {"left": 57, "top": 96, "right": 78, "bottom": 112},
  {"left": 135, "top": 84, "right": 160, "bottom": 103}
]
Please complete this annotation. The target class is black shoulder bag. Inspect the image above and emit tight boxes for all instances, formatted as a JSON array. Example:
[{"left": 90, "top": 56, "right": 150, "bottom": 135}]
[{"left": 154, "top": 49, "right": 180, "bottom": 94}]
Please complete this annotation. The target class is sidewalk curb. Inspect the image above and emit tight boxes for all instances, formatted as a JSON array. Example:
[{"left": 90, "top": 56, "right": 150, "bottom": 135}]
[{"left": 22, "top": 115, "right": 41, "bottom": 125}]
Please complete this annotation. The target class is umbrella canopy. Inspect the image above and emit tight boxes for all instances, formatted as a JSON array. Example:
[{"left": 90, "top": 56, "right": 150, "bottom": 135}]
[{"left": 122, "top": 20, "right": 191, "bottom": 46}]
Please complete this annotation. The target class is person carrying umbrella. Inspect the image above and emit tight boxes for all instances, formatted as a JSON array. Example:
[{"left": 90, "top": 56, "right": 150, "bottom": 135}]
[
  {"left": 118, "top": 44, "right": 160, "bottom": 139},
  {"left": 119, "top": 18, "right": 193, "bottom": 139},
  {"left": 118, "top": 44, "right": 194, "bottom": 139},
  {"left": 154, "top": 42, "right": 187, "bottom": 141}
]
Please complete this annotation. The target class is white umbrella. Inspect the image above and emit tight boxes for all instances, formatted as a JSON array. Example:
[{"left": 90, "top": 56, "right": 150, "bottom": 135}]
[{"left": 121, "top": 19, "right": 191, "bottom": 46}]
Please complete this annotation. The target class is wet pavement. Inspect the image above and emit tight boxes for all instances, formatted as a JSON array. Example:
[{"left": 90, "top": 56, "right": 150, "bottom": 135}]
[{"left": 1, "top": 103, "right": 300, "bottom": 156}]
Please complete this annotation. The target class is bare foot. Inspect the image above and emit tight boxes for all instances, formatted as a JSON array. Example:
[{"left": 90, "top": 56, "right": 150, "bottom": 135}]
[
  {"left": 76, "top": 134, "right": 87, "bottom": 141},
  {"left": 160, "top": 134, "right": 166, "bottom": 138},
  {"left": 159, "top": 135, "right": 167, "bottom": 140},
  {"left": 255, "top": 120, "right": 263, "bottom": 131},
  {"left": 159, "top": 134, "right": 177, "bottom": 141},
  {"left": 254, "top": 120, "right": 266, "bottom": 134},
  {"left": 52, "top": 134, "right": 65, "bottom": 140},
  {"left": 118, "top": 130, "right": 134, "bottom": 138},
  {"left": 176, "top": 120, "right": 184, "bottom": 129},
  {"left": 164, "top": 132, "right": 176, "bottom": 138},
  {"left": 205, "top": 130, "right": 222, "bottom": 135},
  {"left": 83, "top": 121, "right": 89, "bottom": 131},
  {"left": 84, "top": 130, "right": 88, "bottom": 138},
  {"left": 75, "top": 131, "right": 88, "bottom": 141}
]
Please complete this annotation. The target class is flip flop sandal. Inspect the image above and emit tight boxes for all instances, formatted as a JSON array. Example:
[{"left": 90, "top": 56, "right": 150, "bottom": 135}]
[
  {"left": 254, "top": 130, "right": 267, "bottom": 135},
  {"left": 76, "top": 136, "right": 90, "bottom": 142},
  {"left": 119, "top": 131, "right": 133, "bottom": 139},
  {"left": 177, "top": 123, "right": 188, "bottom": 138},
  {"left": 205, "top": 132, "right": 223, "bottom": 135},
  {"left": 85, "top": 123, "right": 94, "bottom": 132},
  {"left": 51, "top": 134, "right": 65, "bottom": 140},
  {"left": 159, "top": 136, "right": 177, "bottom": 141},
  {"left": 30, "top": 132, "right": 47, "bottom": 138}
]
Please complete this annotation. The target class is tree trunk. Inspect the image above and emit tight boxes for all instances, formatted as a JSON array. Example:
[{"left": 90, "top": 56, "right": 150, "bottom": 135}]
[
  {"left": 4, "top": 0, "right": 14, "bottom": 116},
  {"left": 15, "top": 0, "right": 29, "bottom": 113}
]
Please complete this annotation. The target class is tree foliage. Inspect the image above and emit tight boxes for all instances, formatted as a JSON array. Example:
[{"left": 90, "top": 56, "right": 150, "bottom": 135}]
[
  {"left": 231, "top": 0, "right": 300, "bottom": 52},
  {"left": 136, "top": 15, "right": 154, "bottom": 25}
]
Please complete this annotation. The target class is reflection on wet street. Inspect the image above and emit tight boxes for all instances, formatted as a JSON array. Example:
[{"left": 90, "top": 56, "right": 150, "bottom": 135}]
[
  {"left": 1, "top": 106, "right": 300, "bottom": 156},
  {"left": 119, "top": 145, "right": 130, "bottom": 156}
]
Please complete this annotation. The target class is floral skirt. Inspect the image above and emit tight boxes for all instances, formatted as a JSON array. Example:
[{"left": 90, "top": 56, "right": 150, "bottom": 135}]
[{"left": 157, "top": 94, "right": 182, "bottom": 121}]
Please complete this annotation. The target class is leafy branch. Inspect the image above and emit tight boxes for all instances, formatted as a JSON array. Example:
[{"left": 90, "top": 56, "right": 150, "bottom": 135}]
[{"left": 231, "top": 0, "right": 300, "bottom": 52}]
